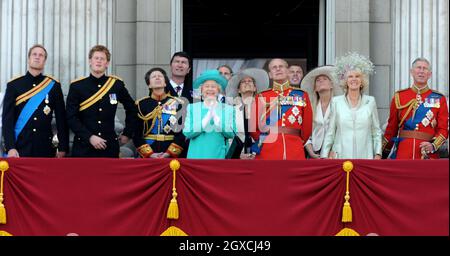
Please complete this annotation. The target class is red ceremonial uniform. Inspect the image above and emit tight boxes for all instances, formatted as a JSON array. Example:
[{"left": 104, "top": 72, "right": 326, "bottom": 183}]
[
  {"left": 383, "top": 86, "right": 448, "bottom": 159},
  {"left": 250, "top": 82, "right": 312, "bottom": 159}
]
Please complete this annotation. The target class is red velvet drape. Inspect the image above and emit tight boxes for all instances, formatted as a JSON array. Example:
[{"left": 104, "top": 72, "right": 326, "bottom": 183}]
[{"left": 0, "top": 158, "right": 448, "bottom": 236}]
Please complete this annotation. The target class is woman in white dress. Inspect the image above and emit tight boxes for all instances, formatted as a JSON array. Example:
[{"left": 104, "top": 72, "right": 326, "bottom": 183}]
[
  {"left": 301, "top": 66, "right": 341, "bottom": 159},
  {"left": 225, "top": 68, "right": 269, "bottom": 159},
  {"left": 320, "top": 53, "right": 383, "bottom": 159}
]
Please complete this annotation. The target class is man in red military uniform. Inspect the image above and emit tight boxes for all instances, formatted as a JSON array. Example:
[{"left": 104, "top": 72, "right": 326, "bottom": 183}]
[
  {"left": 250, "top": 58, "right": 312, "bottom": 159},
  {"left": 383, "top": 58, "right": 448, "bottom": 159}
]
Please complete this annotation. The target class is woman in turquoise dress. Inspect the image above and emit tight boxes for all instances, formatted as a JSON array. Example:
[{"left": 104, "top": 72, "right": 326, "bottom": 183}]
[{"left": 183, "top": 69, "right": 236, "bottom": 159}]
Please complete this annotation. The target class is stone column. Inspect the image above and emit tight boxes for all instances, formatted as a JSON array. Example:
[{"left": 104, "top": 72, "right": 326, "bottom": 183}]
[
  {"left": 0, "top": 0, "right": 113, "bottom": 94},
  {"left": 335, "top": 0, "right": 371, "bottom": 57},
  {"left": 393, "top": 0, "right": 448, "bottom": 97},
  {"left": 135, "top": 0, "right": 172, "bottom": 100}
]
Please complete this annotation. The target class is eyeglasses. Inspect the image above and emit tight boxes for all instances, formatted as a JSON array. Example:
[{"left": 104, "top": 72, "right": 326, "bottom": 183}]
[{"left": 240, "top": 79, "right": 254, "bottom": 85}]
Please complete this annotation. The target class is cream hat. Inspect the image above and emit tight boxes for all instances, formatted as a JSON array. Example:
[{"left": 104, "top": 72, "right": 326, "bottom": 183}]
[
  {"left": 225, "top": 68, "right": 269, "bottom": 98},
  {"left": 301, "top": 65, "right": 340, "bottom": 106}
]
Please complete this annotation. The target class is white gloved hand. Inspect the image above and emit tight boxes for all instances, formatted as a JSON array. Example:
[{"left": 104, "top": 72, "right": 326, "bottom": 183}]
[
  {"left": 213, "top": 114, "right": 221, "bottom": 127},
  {"left": 202, "top": 109, "right": 213, "bottom": 129}
]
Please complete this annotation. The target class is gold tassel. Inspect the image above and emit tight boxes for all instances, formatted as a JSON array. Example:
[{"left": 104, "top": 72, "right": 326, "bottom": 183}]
[
  {"left": 335, "top": 228, "right": 360, "bottom": 236},
  {"left": 167, "top": 160, "right": 181, "bottom": 220},
  {"left": 0, "top": 161, "right": 10, "bottom": 224},
  {"left": 160, "top": 226, "right": 188, "bottom": 236},
  {"left": 341, "top": 161, "right": 353, "bottom": 223}
]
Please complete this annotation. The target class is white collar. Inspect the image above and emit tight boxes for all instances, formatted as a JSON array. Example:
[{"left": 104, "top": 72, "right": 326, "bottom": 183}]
[{"left": 170, "top": 79, "right": 184, "bottom": 89}]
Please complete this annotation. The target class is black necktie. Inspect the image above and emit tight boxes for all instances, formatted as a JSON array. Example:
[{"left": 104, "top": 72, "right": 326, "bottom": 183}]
[{"left": 175, "top": 86, "right": 182, "bottom": 96}]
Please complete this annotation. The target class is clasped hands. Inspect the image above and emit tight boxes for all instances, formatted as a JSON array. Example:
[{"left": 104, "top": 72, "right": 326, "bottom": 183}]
[{"left": 202, "top": 103, "right": 221, "bottom": 129}]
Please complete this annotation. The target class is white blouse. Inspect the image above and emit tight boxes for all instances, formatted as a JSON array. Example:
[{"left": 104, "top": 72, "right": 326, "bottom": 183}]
[{"left": 305, "top": 100, "right": 332, "bottom": 153}]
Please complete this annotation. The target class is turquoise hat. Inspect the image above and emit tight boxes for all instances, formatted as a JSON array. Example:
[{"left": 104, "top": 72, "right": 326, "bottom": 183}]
[{"left": 193, "top": 69, "right": 228, "bottom": 91}]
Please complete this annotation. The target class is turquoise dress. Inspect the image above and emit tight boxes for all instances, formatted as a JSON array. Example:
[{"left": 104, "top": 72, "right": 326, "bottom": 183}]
[{"left": 183, "top": 102, "right": 236, "bottom": 159}]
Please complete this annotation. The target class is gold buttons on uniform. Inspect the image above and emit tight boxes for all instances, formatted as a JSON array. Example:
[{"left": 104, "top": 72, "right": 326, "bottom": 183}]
[
  {"left": 34, "top": 117, "right": 37, "bottom": 121},
  {"left": 98, "top": 133, "right": 102, "bottom": 136},
  {"left": 98, "top": 84, "right": 102, "bottom": 88},
  {"left": 32, "top": 84, "right": 36, "bottom": 87},
  {"left": 33, "top": 129, "right": 36, "bottom": 132},
  {"left": 98, "top": 121, "right": 102, "bottom": 124},
  {"left": 99, "top": 108, "right": 103, "bottom": 112}
]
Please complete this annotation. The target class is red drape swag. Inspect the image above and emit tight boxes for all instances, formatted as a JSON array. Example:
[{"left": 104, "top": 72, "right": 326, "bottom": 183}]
[{"left": 1, "top": 158, "right": 448, "bottom": 236}]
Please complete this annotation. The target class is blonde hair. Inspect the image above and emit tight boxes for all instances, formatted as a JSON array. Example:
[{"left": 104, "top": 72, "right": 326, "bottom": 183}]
[{"left": 340, "top": 70, "right": 369, "bottom": 93}]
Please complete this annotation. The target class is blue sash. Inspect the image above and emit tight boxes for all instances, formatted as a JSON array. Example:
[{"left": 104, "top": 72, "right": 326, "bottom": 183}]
[
  {"left": 403, "top": 92, "right": 441, "bottom": 131},
  {"left": 145, "top": 112, "right": 171, "bottom": 145},
  {"left": 14, "top": 80, "right": 55, "bottom": 140},
  {"left": 389, "top": 92, "right": 442, "bottom": 159},
  {"left": 251, "top": 134, "right": 267, "bottom": 155}
]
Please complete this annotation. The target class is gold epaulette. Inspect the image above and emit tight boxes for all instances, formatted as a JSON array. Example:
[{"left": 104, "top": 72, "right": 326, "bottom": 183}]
[
  {"left": 7, "top": 75, "right": 24, "bottom": 83},
  {"left": 70, "top": 76, "right": 86, "bottom": 84},
  {"left": 108, "top": 74, "right": 123, "bottom": 82},
  {"left": 135, "top": 96, "right": 151, "bottom": 105},
  {"left": 46, "top": 75, "right": 60, "bottom": 84}
]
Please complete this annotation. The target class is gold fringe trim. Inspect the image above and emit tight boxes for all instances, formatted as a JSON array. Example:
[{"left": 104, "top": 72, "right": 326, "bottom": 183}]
[
  {"left": 167, "top": 160, "right": 181, "bottom": 220},
  {"left": 335, "top": 228, "right": 360, "bottom": 236},
  {"left": 0, "top": 161, "right": 10, "bottom": 224},
  {"left": 0, "top": 230, "right": 13, "bottom": 236},
  {"left": 160, "top": 226, "right": 188, "bottom": 236},
  {"left": 342, "top": 161, "right": 353, "bottom": 223},
  {"left": 432, "top": 134, "right": 446, "bottom": 151}
]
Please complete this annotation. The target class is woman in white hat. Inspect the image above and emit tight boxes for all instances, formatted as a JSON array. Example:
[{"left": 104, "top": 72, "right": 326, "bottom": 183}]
[
  {"left": 300, "top": 66, "right": 340, "bottom": 159},
  {"left": 320, "top": 52, "right": 383, "bottom": 159},
  {"left": 225, "top": 68, "right": 269, "bottom": 159},
  {"left": 183, "top": 69, "right": 236, "bottom": 159}
]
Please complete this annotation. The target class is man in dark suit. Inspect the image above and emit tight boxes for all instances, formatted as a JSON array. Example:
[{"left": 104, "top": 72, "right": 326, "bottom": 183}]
[
  {"left": 167, "top": 51, "right": 194, "bottom": 103},
  {"left": 166, "top": 52, "right": 195, "bottom": 158},
  {"left": 2, "top": 44, "right": 69, "bottom": 157},
  {"left": 65, "top": 45, "right": 137, "bottom": 158}
]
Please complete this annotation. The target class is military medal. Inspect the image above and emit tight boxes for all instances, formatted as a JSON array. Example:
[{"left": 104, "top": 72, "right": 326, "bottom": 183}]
[
  {"left": 288, "top": 115, "right": 296, "bottom": 124},
  {"left": 45, "top": 94, "right": 49, "bottom": 104},
  {"left": 43, "top": 105, "right": 51, "bottom": 115},
  {"left": 109, "top": 93, "right": 118, "bottom": 104},
  {"left": 163, "top": 124, "right": 172, "bottom": 134},
  {"left": 426, "top": 110, "right": 434, "bottom": 120},
  {"left": 169, "top": 116, "right": 177, "bottom": 125},
  {"left": 421, "top": 117, "right": 430, "bottom": 127},
  {"left": 292, "top": 106, "right": 300, "bottom": 116}
]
